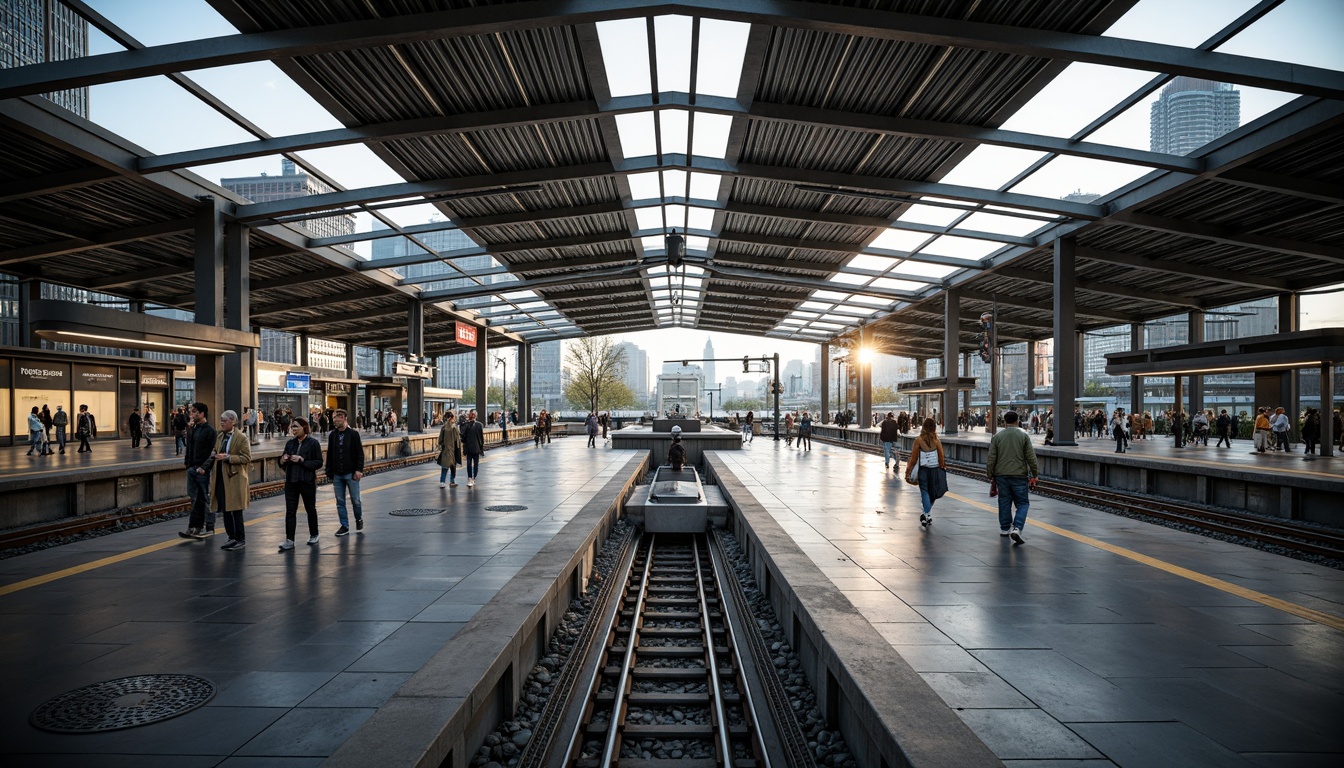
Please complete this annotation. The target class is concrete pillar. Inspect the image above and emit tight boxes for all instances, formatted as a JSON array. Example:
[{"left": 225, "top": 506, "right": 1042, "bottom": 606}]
[
  {"left": 1025, "top": 340, "right": 1037, "bottom": 402},
  {"left": 1129, "top": 323, "right": 1144, "bottom": 418},
  {"left": 857, "top": 326, "right": 872, "bottom": 428},
  {"left": 1174, "top": 375, "right": 1184, "bottom": 443},
  {"left": 1053, "top": 237, "right": 1078, "bottom": 445},
  {"left": 298, "top": 335, "right": 309, "bottom": 368},
  {"left": 474, "top": 328, "right": 488, "bottom": 420},
  {"left": 517, "top": 342, "right": 532, "bottom": 422},
  {"left": 1188, "top": 310, "right": 1204, "bottom": 415},
  {"left": 943, "top": 289, "right": 959, "bottom": 435},
  {"left": 1279, "top": 293, "right": 1300, "bottom": 440},
  {"left": 344, "top": 343, "right": 355, "bottom": 379},
  {"left": 17, "top": 279, "right": 42, "bottom": 348},
  {"left": 129, "top": 301, "right": 146, "bottom": 358},
  {"left": 962, "top": 352, "right": 972, "bottom": 424},
  {"left": 819, "top": 344, "right": 830, "bottom": 424},
  {"left": 989, "top": 312, "right": 1000, "bottom": 435},
  {"left": 1321, "top": 362, "right": 1335, "bottom": 458},
  {"left": 406, "top": 300, "right": 425, "bottom": 434},
  {"left": 223, "top": 221, "right": 253, "bottom": 416},
  {"left": 193, "top": 200, "right": 224, "bottom": 421}
]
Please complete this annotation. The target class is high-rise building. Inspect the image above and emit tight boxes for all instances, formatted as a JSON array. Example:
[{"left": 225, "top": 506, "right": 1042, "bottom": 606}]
[
  {"left": 368, "top": 219, "right": 488, "bottom": 298},
  {"left": 221, "top": 159, "right": 356, "bottom": 241},
  {"left": 613, "top": 341, "right": 648, "bottom": 404},
  {"left": 1150, "top": 77, "right": 1241, "bottom": 156},
  {"left": 1, "top": 0, "right": 88, "bottom": 117},
  {"left": 702, "top": 336, "right": 716, "bottom": 395},
  {"left": 783, "top": 359, "right": 803, "bottom": 394},
  {"left": 532, "top": 341, "right": 563, "bottom": 411}
]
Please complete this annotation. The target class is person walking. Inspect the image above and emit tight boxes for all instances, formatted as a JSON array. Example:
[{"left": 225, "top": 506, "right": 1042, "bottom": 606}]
[
  {"left": 128, "top": 407, "right": 144, "bottom": 448},
  {"left": 1110, "top": 409, "right": 1129, "bottom": 453},
  {"left": 26, "top": 407, "right": 45, "bottom": 456},
  {"left": 213, "top": 410, "right": 251, "bottom": 551},
  {"left": 1253, "top": 407, "right": 1272, "bottom": 453},
  {"left": 52, "top": 404, "right": 69, "bottom": 454},
  {"left": 142, "top": 406, "right": 156, "bottom": 447},
  {"left": 326, "top": 409, "right": 365, "bottom": 537},
  {"left": 40, "top": 404, "right": 54, "bottom": 444},
  {"left": 586, "top": 412, "right": 599, "bottom": 448},
  {"left": 986, "top": 411, "right": 1039, "bottom": 545},
  {"left": 879, "top": 412, "right": 900, "bottom": 471},
  {"left": 75, "top": 404, "right": 97, "bottom": 453},
  {"left": 1170, "top": 409, "right": 1184, "bottom": 449},
  {"left": 743, "top": 410, "right": 754, "bottom": 443},
  {"left": 277, "top": 417, "right": 323, "bottom": 551},
  {"left": 1270, "top": 407, "right": 1292, "bottom": 452},
  {"left": 1215, "top": 409, "right": 1233, "bottom": 448},
  {"left": 904, "top": 418, "right": 947, "bottom": 528},
  {"left": 437, "top": 410, "right": 463, "bottom": 488},
  {"left": 460, "top": 409, "right": 485, "bottom": 488},
  {"left": 1302, "top": 408, "right": 1321, "bottom": 455},
  {"left": 172, "top": 406, "right": 190, "bottom": 455},
  {"left": 179, "top": 402, "right": 218, "bottom": 540},
  {"left": 797, "top": 411, "right": 812, "bottom": 451}
]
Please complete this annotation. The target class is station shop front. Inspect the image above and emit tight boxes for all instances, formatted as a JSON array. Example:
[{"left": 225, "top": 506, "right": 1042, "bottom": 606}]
[{"left": 0, "top": 348, "right": 184, "bottom": 446}]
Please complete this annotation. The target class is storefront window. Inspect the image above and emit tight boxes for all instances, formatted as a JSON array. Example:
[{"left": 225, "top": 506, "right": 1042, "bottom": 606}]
[
  {"left": 13, "top": 360, "right": 69, "bottom": 441},
  {"left": 73, "top": 365, "right": 117, "bottom": 440}
]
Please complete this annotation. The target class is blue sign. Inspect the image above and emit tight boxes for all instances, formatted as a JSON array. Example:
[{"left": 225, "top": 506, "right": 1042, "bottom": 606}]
[{"left": 285, "top": 372, "right": 311, "bottom": 393}]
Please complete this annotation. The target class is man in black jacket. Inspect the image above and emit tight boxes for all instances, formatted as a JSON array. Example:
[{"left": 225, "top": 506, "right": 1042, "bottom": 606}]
[
  {"left": 75, "top": 404, "right": 97, "bottom": 453},
  {"left": 179, "top": 402, "right": 218, "bottom": 539},
  {"left": 128, "top": 407, "right": 144, "bottom": 448},
  {"left": 326, "top": 409, "right": 365, "bottom": 536},
  {"left": 879, "top": 412, "right": 901, "bottom": 471},
  {"left": 460, "top": 409, "right": 485, "bottom": 488}
]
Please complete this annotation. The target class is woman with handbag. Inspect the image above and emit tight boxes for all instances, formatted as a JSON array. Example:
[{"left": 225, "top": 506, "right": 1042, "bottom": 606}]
[
  {"left": 904, "top": 418, "right": 947, "bottom": 528},
  {"left": 437, "top": 410, "right": 464, "bottom": 488}
]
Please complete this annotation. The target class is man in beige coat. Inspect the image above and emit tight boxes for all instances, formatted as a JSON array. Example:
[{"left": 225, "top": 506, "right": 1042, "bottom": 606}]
[{"left": 213, "top": 410, "right": 252, "bottom": 551}]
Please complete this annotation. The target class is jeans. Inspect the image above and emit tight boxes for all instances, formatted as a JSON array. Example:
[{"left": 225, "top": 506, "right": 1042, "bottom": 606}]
[
  {"left": 332, "top": 473, "right": 363, "bottom": 527},
  {"left": 130, "top": 428, "right": 142, "bottom": 448},
  {"left": 186, "top": 469, "right": 215, "bottom": 530},
  {"left": 284, "top": 481, "right": 318, "bottom": 540},
  {"left": 883, "top": 441, "right": 897, "bottom": 466},
  {"left": 798, "top": 430, "right": 810, "bottom": 450},
  {"left": 221, "top": 508, "right": 245, "bottom": 542},
  {"left": 465, "top": 454, "right": 480, "bottom": 479},
  {"left": 175, "top": 432, "right": 186, "bottom": 454},
  {"left": 1275, "top": 431, "right": 1290, "bottom": 451},
  {"left": 917, "top": 476, "right": 934, "bottom": 516},
  {"left": 56, "top": 427, "right": 67, "bottom": 451},
  {"left": 742, "top": 424, "right": 752, "bottom": 441},
  {"left": 996, "top": 476, "right": 1031, "bottom": 532},
  {"left": 439, "top": 465, "right": 457, "bottom": 484},
  {"left": 26, "top": 429, "right": 43, "bottom": 454}
]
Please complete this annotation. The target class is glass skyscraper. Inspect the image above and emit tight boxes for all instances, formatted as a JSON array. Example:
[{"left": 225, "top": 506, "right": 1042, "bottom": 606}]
[
  {"left": 1150, "top": 77, "right": 1241, "bottom": 156},
  {"left": 0, "top": 0, "right": 88, "bottom": 117}
]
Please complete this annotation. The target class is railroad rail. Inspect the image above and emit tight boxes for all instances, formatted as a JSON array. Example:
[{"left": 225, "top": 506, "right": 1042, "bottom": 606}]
[
  {"left": 811, "top": 434, "right": 1344, "bottom": 561},
  {"left": 557, "top": 533, "right": 774, "bottom": 768}
]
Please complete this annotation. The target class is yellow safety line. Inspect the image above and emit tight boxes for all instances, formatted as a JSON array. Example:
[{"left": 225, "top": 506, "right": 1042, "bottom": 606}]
[{"left": 944, "top": 491, "right": 1344, "bottom": 631}]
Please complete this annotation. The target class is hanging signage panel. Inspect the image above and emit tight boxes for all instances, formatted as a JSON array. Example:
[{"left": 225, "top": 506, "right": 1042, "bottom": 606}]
[
  {"left": 15, "top": 361, "right": 69, "bottom": 389},
  {"left": 74, "top": 365, "right": 117, "bottom": 392},
  {"left": 455, "top": 322, "right": 477, "bottom": 347},
  {"left": 140, "top": 370, "right": 170, "bottom": 388},
  {"left": 285, "top": 372, "right": 311, "bottom": 393}
]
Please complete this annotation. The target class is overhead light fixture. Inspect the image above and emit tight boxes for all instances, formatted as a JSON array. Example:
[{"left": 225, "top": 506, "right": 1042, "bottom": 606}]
[{"left": 52, "top": 331, "right": 233, "bottom": 354}]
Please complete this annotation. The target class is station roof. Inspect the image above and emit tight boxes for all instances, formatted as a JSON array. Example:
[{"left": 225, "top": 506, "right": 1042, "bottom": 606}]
[{"left": 1, "top": 0, "right": 1341, "bottom": 359}]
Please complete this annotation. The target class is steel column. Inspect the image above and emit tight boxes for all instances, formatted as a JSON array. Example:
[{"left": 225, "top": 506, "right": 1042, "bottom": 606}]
[
  {"left": 1188, "top": 311, "right": 1205, "bottom": 415},
  {"left": 223, "top": 221, "right": 252, "bottom": 417},
  {"left": 1174, "top": 375, "right": 1185, "bottom": 445},
  {"left": 989, "top": 309, "right": 1000, "bottom": 435},
  {"left": 819, "top": 344, "right": 830, "bottom": 424},
  {"left": 1053, "top": 237, "right": 1078, "bottom": 446},
  {"left": 856, "top": 328, "right": 872, "bottom": 429},
  {"left": 17, "top": 279, "right": 41, "bottom": 348},
  {"left": 1025, "top": 340, "right": 1037, "bottom": 402},
  {"left": 517, "top": 342, "right": 532, "bottom": 422},
  {"left": 1279, "top": 293, "right": 1300, "bottom": 441},
  {"left": 962, "top": 352, "right": 972, "bottom": 425},
  {"left": 474, "top": 330, "right": 488, "bottom": 420},
  {"left": 407, "top": 300, "right": 425, "bottom": 434},
  {"left": 943, "top": 289, "right": 959, "bottom": 435},
  {"left": 1320, "top": 363, "right": 1335, "bottom": 458},
  {"left": 1129, "top": 323, "right": 1144, "bottom": 418},
  {"left": 193, "top": 200, "right": 225, "bottom": 420}
]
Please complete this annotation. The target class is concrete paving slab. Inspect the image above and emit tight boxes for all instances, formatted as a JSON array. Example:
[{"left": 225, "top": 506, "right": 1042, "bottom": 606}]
[
  {"left": 956, "top": 708, "right": 1101, "bottom": 760},
  {"left": 1068, "top": 721, "right": 1260, "bottom": 768}
]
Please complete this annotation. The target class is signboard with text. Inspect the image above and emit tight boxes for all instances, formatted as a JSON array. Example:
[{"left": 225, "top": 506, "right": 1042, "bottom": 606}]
[
  {"left": 455, "top": 322, "right": 477, "bottom": 347},
  {"left": 74, "top": 365, "right": 117, "bottom": 392},
  {"left": 285, "top": 372, "right": 311, "bottom": 393},
  {"left": 140, "top": 370, "right": 170, "bottom": 388},
  {"left": 16, "top": 361, "right": 69, "bottom": 389}
]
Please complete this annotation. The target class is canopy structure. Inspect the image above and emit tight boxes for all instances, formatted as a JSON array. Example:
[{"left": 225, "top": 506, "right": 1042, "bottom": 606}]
[{"left": 0, "top": 0, "right": 1341, "bottom": 359}]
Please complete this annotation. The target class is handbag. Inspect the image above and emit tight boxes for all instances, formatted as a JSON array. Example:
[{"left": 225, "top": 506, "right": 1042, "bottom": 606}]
[
  {"left": 919, "top": 449, "right": 940, "bottom": 467},
  {"left": 927, "top": 467, "right": 948, "bottom": 500},
  {"left": 906, "top": 459, "right": 919, "bottom": 484}
]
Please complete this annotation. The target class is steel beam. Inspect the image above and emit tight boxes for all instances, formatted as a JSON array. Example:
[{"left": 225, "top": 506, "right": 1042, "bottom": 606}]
[
  {"left": 0, "top": 217, "right": 194, "bottom": 266},
  {"left": 1109, "top": 210, "right": 1344, "bottom": 265},
  {"left": 993, "top": 267, "right": 1205, "bottom": 309},
  {"left": 1215, "top": 166, "right": 1344, "bottom": 206},
  {"left": 422, "top": 264, "right": 645, "bottom": 301},
  {"left": 250, "top": 288, "right": 390, "bottom": 319},
  {"left": 0, "top": 166, "right": 119, "bottom": 203},
  {"left": 1075, "top": 246, "right": 1296, "bottom": 292},
  {"left": 1053, "top": 237, "right": 1078, "bottom": 446}
]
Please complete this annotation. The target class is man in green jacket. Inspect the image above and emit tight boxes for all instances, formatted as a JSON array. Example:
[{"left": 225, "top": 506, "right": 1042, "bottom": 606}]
[{"left": 987, "top": 411, "right": 1039, "bottom": 544}]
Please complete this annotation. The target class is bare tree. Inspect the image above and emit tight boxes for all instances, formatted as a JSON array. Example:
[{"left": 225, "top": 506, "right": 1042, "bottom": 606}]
[{"left": 564, "top": 337, "right": 628, "bottom": 412}]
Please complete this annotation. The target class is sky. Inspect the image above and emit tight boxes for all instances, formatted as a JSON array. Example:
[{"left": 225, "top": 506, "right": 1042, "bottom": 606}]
[{"left": 72, "top": 0, "right": 1344, "bottom": 359}]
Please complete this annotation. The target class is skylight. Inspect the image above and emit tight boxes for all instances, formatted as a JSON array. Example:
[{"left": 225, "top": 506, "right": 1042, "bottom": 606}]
[
  {"left": 615, "top": 113, "right": 658, "bottom": 157},
  {"left": 919, "top": 236, "right": 1000, "bottom": 261},
  {"left": 655, "top": 16, "right": 694, "bottom": 92},
  {"left": 627, "top": 172, "right": 662, "bottom": 200},
  {"left": 695, "top": 19, "right": 752, "bottom": 98},
  {"left": 597, "top": 19, "right": 652, "bottom": 97},
  {"left": 659, "top": 109, "right": 690, "bottom": 155},
  {"left": 691, "top": 112, "right": 733, "bottom": 158},
  {"left": 896, "top": 203, "right": 964, "bottom": 227},
  {"left": 688, "top": 172, "right": 721, "bottom": 200},
  {"left": 870, "top": 229, "right": 931, "bottom": 252}
]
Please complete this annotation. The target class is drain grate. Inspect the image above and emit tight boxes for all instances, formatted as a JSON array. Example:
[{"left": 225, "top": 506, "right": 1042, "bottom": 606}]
[
  {"left": 389, "top": 508, "right": 446, "bottom": 516},
  {"left": 31, "top": 674, "right": 215, "bottom": 733},
  {"left": 485, "top": 505, "right": 528, "bottom": 512}
]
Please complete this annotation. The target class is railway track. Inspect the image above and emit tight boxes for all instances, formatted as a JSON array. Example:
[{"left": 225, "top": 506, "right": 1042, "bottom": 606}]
[
  {"left": 539, "top": 532, "right": 785, "bottom": 768},
  {"left": 811, "top": 434, "right": 1344, "bottom": 560}
]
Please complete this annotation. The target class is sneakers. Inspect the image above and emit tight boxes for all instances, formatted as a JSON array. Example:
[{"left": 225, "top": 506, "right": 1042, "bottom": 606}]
[
  {"left": 307, "top": 535, "right": 319, "bottom": 546},
  {"left": 439, "top": 482, "right": 446, "bottom": 488},
  {"left": 278, "top": 539, "right": 295, "bottom": 551},
  {"left": 919, "top": 513, "right": 930, "bottom": 527},
  {"left": 204, "top": 527, "right": 216, "bottom": 536},
  {"left": 449, "top": 482, "right": 458, "bottom": 488},
  {"left": 356, "top": 518, "right": 364, "bottom": 531},
  {"left": 1009, "top": 528, "right": 1024, "bottom": 545},
  {"left": 467, "top": 478, "right": 474, "bottom": 488},
  {"left": 1000, "top": 530, "right": 1011, "bottom": 537},
  {"left": 335, "top": 525, "right": 350, "bottom": 537},
  {"left": 179, "top": 528, "right": 206, "bottom": 540},
  {"left": 221, "top": 539, "right": 245, "bottom": 551}
]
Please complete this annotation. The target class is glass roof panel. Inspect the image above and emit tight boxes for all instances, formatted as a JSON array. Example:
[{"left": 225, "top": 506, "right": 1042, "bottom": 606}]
[
  {"left": 936, "top": 145, "right": 1048, "bottom": 191},
  {"left": 662, "top": 169, "right": 688, "bottom": 195},
  {"left": 634, "top": 207, "right": 663, "bottom": 231},
  {"left": 691, "top": 112, "right": 733, "bottom": 158},
  {"left": 627, "top": 171, "right": 661, "bottom": 200},
  {"left": 998, "top": 63, "right": 1164, "bottom": 139},
  {"left": 654, "top": 16, "right": 693, "bottom": 93},
  {"left": 1104, "top": 0, "right": 1263, "bottom": 47},
  {"left": 896, "top": 203, "right": 964, "bottom": 226},
  {"left": 869, "top": 229, "right": 931, "bottom": 252},
  {"left": 640, "top": 235, "right": 665, "bottom": 251},
  {"left": 830, "top": 272, "right": 871, "bottom": 285},
  {"left": 800, "top": 301, "right": 832, "bottom": 311},
  {"left": 686, "top": 235, "right": 710, "bottom": 251},
  {"left": 659, "top": 109, "right": 690, "bottom": 156},
  {"left": 919, "top": 236, "right": 1000, "bottom": 260},
  {"left": 846, "top": 254, "right": 898, "bottom": 271},
  {"left": 1008, "top": 155, "right": 1154, "bottom": 200},
  {"left": 686, "top": 206, "right": 715, "bottom": 231},
  {"left": 664, "top": 204, "right": 687, "bottom": 229},
  {"left": 870, "top": 277, "right": 925, "bottom": 292},
  {"left": 956, "top": 211, "right": 1048, "bottom": 237},
  {"left": 696, "top": 18, "right": 752, "bottom": 98},
  {"left": 597, "top": 18, "right": 652, "bottom": 97},
  {"left": 812, "top": 289, "right": 849, "bottom": 301},
  {"left": 688, "top": 172, "right": 721, "bottom": 200},
  {"left": 615, "top": 112, "right": 658, "bottom": 157},
  {"left": 891, "top": 260, "right": 961, "bottom": 278}
]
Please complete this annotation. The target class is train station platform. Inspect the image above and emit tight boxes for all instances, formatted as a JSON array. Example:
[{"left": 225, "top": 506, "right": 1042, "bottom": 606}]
[
  {"left": 706, "top": 439, "right": 1344, "bottom": 766},
  {"left": 813, "top": 424, "right": 1344, "bottom": 526},
  {"left": 0, "top": 439, "right": 646, "bottom": 766}
]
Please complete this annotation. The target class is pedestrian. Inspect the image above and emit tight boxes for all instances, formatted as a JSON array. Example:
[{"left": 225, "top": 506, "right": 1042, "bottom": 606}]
[
  {"left": 75, "top": 404, "right": 97, "bottom": 453},
  {"left": 1215, "top": 409, "right": 1232, "bottom": 448},
  {"left": 1110, "top": 409, "right": 1129, "bottom": 453},
  {"left": 179, "top": 402, "right": 218, "bottom": 540},
  {"left": 460, "top": 409, "right": 485, "bottom": 488},
  {"left": 1252, "top": 407, "right": 1271, "bottom": 453},
  {"left": 128, "top": 406, "right": 144, "bottom": 448},
  {"left": 213, "top": 410, "right": 251, "bottom": 551},
  {"left": 542, "top": 409, "right": 552, "bottom": 444},
  {"left": 904, "top": 417, "right": 947, "bottom": 528},
  {"left": 743, "top": 410, "right": 754, "bottom": 443},
  {"left": 143, "top": 406, "right": 156, "bottom": 446},
  {"left": 879, "top": 411, "right": 900, "bottom": 471},
  {"left": 437, "top": 410, "right": 463, "bottom": 488},
  {"left": 244, "top": 406, "right": 258, "bottom": 442},
  {"left": 172, "top": 406, "right": 190, "bottom": 455},
  {"left": 534, "top": 410, "right": 545, "bottom": 446},
  {"left": 600, "top": 411, "right": 609, "bottom": 441},
  {"left": 40, "top": 404, "right": 54, "bottom": 443},
  {"left": 277, "top": 417, "right": 323, "bottom": 551},
  {"left": 1302, "top": 408, "right": 1321, "bottom": 455},
  {"left": 1270, "top": 407, "right": 1292, "bottom": 452},
  {"left": 586, "top": 412, "right": 598, "bottom": 448},
  {"left": 797, "top": 410, "right": 812, "bottom": 451},
  {"left": 325, "top": 409, "right": 365, "bottom": 536},
  {"left": 499, "top": 410, "right": 508, "bottom": 441},
  {"left": 784, "top": 411, "right": 794, "bottom": 446},
  {"left": 986, "top": 411, "right": 1039, "bottom": 544},
  {"left": 26, "top": 406, "right": 45, "bottom": 456},
  {"left": 1192, "top": 409, "right": 1209, "bottom": 446},
  {"left": 52, "top": 404, "right": 69, "bottom": 454},
  {"left": 1170, "top": 409, "right": 1184, "bottom": 449}
]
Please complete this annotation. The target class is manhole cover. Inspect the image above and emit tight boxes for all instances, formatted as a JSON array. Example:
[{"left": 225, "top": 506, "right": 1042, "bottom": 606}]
[
  {"left": 389, "top": 508, "right": 446, "bottom": 516},
  {"left": 485, "top": 505, "right": 528, "bottom": 512},
  {"left": 31, "top": 674, "right": 215, "bottom": 733}
]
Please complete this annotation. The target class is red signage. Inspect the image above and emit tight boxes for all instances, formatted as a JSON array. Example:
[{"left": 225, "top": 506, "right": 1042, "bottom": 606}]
[{"left": 456, "top": 322, "right": 477, "bottom": 347}]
